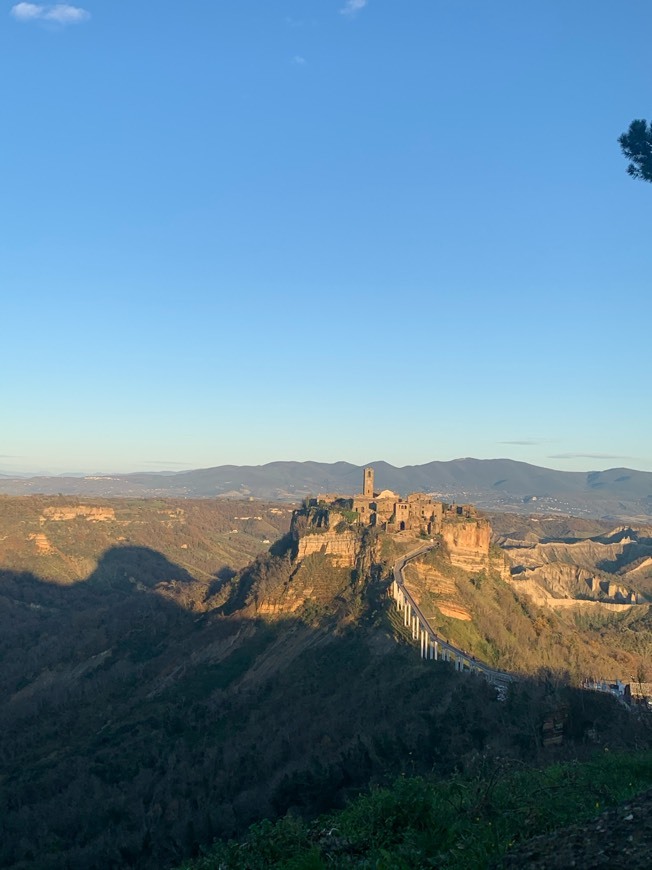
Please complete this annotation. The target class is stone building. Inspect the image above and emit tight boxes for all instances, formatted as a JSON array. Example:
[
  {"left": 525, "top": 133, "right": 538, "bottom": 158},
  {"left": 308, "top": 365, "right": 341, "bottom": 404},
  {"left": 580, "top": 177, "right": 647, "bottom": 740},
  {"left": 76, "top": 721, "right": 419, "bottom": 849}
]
[
  {"left": 363, "top": 466, "right": 374, "bottom": 499},
  {"left": 308, "top": 466, "right": 491, "bottom": 565},
  {"left": 316, "top": 467, "right": 455, "bottom": 535}
]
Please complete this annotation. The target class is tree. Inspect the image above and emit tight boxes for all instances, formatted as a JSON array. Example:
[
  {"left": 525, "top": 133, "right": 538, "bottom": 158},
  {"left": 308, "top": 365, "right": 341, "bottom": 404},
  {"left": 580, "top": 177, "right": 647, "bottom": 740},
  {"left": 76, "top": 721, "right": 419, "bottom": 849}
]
[{"left": 618, "top": 119, "right": 652, "bottom": 183}]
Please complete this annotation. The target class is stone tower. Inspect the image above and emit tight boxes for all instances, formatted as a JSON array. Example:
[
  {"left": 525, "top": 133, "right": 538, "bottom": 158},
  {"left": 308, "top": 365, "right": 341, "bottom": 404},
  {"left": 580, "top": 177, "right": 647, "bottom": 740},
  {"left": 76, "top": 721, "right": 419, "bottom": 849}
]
[{"left": 363, "top": 466, "right": 374, "bottom": 499}]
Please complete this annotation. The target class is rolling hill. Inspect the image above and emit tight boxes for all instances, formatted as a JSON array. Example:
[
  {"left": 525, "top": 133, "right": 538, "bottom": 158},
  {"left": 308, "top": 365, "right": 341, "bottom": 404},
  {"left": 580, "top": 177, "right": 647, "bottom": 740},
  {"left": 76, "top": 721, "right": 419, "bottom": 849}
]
[{"left": 1, "top": 458, "right": 651, "bottom": 519}]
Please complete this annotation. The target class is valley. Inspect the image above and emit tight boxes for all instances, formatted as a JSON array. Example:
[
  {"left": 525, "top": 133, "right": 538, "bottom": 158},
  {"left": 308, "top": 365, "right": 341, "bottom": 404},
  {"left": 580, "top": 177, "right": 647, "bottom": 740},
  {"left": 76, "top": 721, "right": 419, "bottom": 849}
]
[
  {"left": 0, "top": 479, "right": 650, "bottom": 869},
  {"left": 6, "top": 3, "right": 650, "bottom": 866},
  {"left": 0, "top": 495, "right": 293, "bottom": 593}
]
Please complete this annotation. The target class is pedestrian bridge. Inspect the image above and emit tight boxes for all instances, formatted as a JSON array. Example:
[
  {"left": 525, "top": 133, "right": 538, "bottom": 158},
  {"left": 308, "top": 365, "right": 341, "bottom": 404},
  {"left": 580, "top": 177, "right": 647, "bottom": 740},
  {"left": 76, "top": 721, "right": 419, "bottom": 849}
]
[{"left": 391, "top": 543, "right": 515, "bottom": 690}]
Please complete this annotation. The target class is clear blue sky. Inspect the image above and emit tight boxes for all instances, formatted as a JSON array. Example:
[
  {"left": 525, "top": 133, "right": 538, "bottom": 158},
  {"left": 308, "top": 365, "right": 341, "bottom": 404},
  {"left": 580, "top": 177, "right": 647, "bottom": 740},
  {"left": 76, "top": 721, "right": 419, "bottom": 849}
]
[{"left": 1, "top": 0, "right": 651, "bottom": 475}]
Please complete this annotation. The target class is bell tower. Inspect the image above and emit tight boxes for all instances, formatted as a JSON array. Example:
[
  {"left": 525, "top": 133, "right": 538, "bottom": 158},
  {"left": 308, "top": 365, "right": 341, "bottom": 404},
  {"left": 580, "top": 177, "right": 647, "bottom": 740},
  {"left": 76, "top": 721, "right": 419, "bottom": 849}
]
[{"left": 363, "top": 466, "right": 374, "bottom": 499}]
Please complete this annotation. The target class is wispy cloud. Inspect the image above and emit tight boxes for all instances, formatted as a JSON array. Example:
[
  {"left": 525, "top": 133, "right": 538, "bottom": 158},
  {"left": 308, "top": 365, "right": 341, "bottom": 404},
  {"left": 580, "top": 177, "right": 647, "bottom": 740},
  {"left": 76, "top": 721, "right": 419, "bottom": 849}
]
[
  {"left": 11, "top": 3, "right": 90, "bottom": 24},
  {"left": 548, "top": 452, "right": 631, "bottom": 460},
  {"left": 499, "top": 440, "right": 544, "bottom": 446},
  {"left": 340, "top": 0, "right": 368, "bottom": 16},
  {"left": 292, "top": 55, "right": 307, "bottom": 66}
]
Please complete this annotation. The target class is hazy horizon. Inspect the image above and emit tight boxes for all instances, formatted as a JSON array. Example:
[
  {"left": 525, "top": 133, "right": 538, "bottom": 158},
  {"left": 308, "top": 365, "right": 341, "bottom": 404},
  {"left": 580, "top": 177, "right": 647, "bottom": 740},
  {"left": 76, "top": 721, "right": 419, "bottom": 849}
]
[{"left": 2, "top": 454, "right": 651, "bottom": 479}]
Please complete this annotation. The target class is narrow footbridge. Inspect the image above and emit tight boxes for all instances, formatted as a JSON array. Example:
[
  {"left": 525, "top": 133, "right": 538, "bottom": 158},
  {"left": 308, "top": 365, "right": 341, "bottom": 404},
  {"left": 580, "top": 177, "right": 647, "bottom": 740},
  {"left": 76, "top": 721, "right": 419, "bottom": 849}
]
[{"left": 391, "top": 544, "right": 516, "bottom": 691}]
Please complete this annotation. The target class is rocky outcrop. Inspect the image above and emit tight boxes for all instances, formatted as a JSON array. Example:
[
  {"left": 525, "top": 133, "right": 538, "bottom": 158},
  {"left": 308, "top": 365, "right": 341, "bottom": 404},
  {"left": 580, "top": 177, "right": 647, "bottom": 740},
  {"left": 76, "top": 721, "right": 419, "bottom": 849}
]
[
  {"left": 510, "top": 562, "right": 644, "bottom": 605},
  {"left": 296, "top": 530, "right": 359, "bottom": 568},
  {"left": 506, "top": 575, "right": 637, "bottom": 612},
  {"left": 27, "top": 533, "right": 54, "bottom": 554},
  {"left": 404, "top": 561, "right": 472, "bottom": 622},
  {"left": 442, "top": 519, "right": 490, "bottom": 570},
  {"left": 586, "top": 577, "right": 644, "bottom": 604},
  {"left": 503, "top": 525, "right": 651, "bottom": 606},
  {"left": 504, "top": 527, "right": 652, "bottom": 573},
  {"left": 626, "top": 556, "right": 652, "bottom": 575},
  {"left": 41, "top": 505, "right": 116, "bottom": 523}
]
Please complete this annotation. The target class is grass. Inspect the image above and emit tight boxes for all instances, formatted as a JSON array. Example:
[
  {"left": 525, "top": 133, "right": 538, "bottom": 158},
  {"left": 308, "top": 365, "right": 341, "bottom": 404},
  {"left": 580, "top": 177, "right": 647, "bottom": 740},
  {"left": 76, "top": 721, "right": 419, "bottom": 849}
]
[{"left": 177, "top": 749, "right": 652, "bottom": 869}]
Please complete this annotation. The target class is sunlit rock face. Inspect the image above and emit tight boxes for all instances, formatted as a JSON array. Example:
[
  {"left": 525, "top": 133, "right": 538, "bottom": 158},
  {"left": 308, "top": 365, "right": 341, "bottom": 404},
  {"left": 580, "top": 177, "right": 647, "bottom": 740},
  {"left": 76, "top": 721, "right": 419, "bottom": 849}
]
[{"left": 442, "top": 519, "right": 491, "bottom": 570}]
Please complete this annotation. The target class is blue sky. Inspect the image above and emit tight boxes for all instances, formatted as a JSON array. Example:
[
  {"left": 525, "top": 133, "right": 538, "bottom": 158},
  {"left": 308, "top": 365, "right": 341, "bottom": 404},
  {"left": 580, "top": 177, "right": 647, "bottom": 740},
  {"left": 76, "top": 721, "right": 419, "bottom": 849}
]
[{"left": 1, "top": 0, "right": 651, "bottom": 475}]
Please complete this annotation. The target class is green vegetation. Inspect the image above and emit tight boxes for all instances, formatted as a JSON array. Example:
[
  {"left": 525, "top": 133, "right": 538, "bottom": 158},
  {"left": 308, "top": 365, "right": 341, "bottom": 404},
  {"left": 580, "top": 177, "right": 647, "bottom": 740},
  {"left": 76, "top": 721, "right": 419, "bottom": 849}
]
[
  {"left": 0, "top": 494, "right": 291, "bottom": 590},
  {"left": 1, "top": 499, "right": 651, "bottom": 869},
  {"left": 339, "top": 509, "right": 360, "bottom": 524},
  {"left": 619, "top": 118, "right": 652, "bottom": 183},
  {"left": 405, "top": 544, "right": 652, "bottom": 681},
  {"left": 179, "top": 750, "right": 652, "bottom": 869},
  {"left": 334, "top": 510, "right": 359, "bottom": 532}
]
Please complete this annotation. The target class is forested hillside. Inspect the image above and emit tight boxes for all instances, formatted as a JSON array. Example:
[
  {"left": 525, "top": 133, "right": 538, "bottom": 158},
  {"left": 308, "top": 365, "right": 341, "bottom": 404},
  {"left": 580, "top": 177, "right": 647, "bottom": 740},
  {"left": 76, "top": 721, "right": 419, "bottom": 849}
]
[
  {"left": 1, "top": 498, "right": 651, "bottom": 868},
  {"left": 0, "top": 495, "right": 292, "bottom": 591}
]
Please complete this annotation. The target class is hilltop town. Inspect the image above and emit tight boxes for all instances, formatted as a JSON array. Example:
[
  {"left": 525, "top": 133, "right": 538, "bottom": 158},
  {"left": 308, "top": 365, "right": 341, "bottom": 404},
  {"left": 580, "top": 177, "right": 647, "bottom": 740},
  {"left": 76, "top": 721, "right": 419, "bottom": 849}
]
[
  {"left": 313, "top": 465, "right": 480, "bottom": 534},
  {"left": 300, "top": 466, "right": 493, "bottom": 572}
]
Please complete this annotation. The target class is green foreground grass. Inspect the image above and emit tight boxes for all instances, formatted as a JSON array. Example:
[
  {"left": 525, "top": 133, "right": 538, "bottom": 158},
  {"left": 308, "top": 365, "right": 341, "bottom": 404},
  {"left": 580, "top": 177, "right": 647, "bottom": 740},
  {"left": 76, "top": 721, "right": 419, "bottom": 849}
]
[{"left": 179, "top": 749, "right": 652, "bottom": 869}]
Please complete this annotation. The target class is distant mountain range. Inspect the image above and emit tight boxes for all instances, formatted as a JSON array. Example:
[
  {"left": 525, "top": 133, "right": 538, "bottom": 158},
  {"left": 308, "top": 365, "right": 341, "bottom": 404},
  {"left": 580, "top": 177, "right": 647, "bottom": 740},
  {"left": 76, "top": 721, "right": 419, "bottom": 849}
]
[{"left": 1, "top": 458, "right": 651, "bottom": 520}]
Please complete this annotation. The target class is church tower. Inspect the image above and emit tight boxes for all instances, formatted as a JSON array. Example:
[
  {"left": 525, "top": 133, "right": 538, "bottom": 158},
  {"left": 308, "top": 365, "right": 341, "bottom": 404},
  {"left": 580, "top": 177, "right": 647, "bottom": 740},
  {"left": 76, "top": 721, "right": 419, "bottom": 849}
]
[{"left": 363, "top": 466, "right": 374, "bottom": 499}]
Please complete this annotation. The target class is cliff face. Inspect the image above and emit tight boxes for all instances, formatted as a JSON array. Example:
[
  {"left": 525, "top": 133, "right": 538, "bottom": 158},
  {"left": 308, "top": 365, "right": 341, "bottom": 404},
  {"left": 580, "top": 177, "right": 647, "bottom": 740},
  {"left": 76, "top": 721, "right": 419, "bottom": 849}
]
[
  {"left": 510, "top": 562, "right": 643, "bottom": 605},
  {"left": 503, "top": 528, "right": 652, "bottom": 573},
  {"left": 442, "top": 519, "right": 490, "bottom": 570},
  {"left": 246, "top": 511, "right": 379, "bottom": 617},
  {"left": 41, "top": 506, "right": 116, "bottom": 522},
  {"left": 503, "top": 526, "right": 652, "bottom": 606},
  {"left": 246, "top": 502, "right": 493, "bottom": 618},
  {"left": 296, "top": 530, "right": 359, "bottom": 568}
]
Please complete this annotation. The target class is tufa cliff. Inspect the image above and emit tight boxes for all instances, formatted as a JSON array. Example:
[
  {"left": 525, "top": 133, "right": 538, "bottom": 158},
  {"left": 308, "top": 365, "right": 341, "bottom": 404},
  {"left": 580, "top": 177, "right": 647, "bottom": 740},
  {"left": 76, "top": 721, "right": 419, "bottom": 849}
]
[
  {"left": 503, "top": 526, "right": 652, "bottom": 607},
  {"left": 442, "top": 518, "right": 491, "bottom": 571},
  {"left": 215, "top": 489, "right": 494, "bottom": 620}
]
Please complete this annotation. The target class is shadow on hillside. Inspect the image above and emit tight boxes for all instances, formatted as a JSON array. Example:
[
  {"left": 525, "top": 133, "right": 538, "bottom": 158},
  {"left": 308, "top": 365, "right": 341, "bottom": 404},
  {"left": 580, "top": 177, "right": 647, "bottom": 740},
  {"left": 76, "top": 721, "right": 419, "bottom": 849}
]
[
  {"left": 0, "top": 546, "right": 650, "bottom": 870},
  {"left": 0, "top": 546, "right": 237, "bottom": 702},
  {"left": 0, "top": 542, "right": 260, "bottom": 617},
  {"left": 0, "top": 546, "right": 200, "bottom": 623}
]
